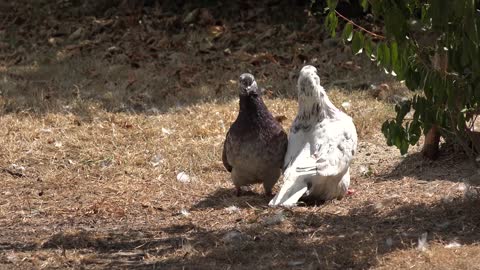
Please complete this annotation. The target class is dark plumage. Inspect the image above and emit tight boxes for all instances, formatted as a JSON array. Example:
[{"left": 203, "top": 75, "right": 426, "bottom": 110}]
[{"left": 222, "top": 73, "right": 288, "bottom": 196}]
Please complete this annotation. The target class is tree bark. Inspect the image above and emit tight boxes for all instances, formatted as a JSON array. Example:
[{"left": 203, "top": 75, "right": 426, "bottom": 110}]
[{"left": 423, "top": 124, "right": 440, "bottom": 159}]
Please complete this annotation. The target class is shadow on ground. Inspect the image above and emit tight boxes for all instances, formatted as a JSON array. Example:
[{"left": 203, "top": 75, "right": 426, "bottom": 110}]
[
  {"left": 383, "top": 147, "right": 473, "bottom": 183},
  {"left": 2, "top": 197, "right": 478, "bottom": 269},
  {"left": 191, "top": 187, "right": 272, "bottom": 210}
]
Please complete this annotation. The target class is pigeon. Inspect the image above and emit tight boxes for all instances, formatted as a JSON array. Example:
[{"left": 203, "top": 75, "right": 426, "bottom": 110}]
[
  {"left": 269, "top": 65, "right": 357, "bottom": 207},
  {"left": 222, "top": 73, "right": 288, "bottom": 196}
]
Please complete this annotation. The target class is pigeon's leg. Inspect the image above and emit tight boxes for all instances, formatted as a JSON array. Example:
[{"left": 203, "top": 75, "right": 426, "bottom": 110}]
[
  {"left": 263, "top": 181, "right": 274, "bottom": 197},
  {"left": 231, "top": 168, "right": 246, "bottom": 196},
  {"left": 235, "top": 186, "right": 242, "bottom": 196},
  {"left": 263, "top": 169, "right": 281, "bottom": 197},
  {"left": 263, "top": 185, "right": 273, "bottom": 197}
]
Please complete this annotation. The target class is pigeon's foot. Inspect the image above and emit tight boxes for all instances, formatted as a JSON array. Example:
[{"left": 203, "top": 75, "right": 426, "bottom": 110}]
[
  {"left": 235, "top": 187, "right": 242, "bottom": 197},
  {"left": 346, "top": 188, "right": 355, "bottom": 196}
]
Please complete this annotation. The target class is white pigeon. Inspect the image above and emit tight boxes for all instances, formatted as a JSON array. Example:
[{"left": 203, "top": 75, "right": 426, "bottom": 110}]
[{"left": 269, "top": 65, "right": 357, "bottom": 207}]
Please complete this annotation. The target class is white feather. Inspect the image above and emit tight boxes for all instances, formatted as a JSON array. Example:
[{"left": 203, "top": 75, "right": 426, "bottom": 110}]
[{"left": 269, "top": 65, "right": 357, "bottom": 207}]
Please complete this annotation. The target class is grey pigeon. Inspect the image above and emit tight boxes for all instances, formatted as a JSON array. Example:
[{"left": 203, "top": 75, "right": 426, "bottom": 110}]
[
  {"left": 222, "top": 73, "right": 288, "bottom": 196},
  {"left": 269, "top": 65, "right": 357, "bottom": 207}
]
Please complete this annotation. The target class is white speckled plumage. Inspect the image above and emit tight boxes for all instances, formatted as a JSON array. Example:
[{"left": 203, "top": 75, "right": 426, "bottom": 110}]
[{"left": 269, "top": 65, "right": 357, "bottom": 207}]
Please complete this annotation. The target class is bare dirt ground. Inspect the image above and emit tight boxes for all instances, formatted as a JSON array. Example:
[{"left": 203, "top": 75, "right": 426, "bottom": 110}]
[{"left": 1, "top": 1, "right": 480, "bottom": 269}]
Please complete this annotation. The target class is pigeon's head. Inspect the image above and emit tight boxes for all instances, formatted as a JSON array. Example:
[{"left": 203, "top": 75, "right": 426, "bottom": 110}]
[
  {"left": 295, "top": 65, "right": 339, "bottom": 121},
  {"left": 297, "top": 65, "right": 325, "bottom": 100},
  {"left": 239, "top": 73, "right": 259, "bottom": 96}
]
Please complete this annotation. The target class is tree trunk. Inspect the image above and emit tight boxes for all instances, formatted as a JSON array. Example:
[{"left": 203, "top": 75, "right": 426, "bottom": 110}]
[
  {"left": 423, "top": 124, "right": 440, "bottom": 159},
  {"left": 422, "top": 50, "right": 448, "bottom": 160}
]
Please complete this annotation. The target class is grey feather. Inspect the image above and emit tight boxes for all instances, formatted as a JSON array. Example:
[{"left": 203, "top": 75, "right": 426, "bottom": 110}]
[{"left": 223, "top": 73, "right": 288, "bottom": 196}]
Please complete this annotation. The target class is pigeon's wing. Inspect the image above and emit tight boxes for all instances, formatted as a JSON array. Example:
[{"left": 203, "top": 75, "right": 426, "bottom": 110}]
[
  {"left": 269, "top": 117, "right": 357, "bottom": 207},
  {"left": 297, "top": 118, "right": 357, "bottom": 177},
  {"left": 269, "top": 130, "right": 311, "bottom": 207},
  {"left": 268, "top": 165, "right": 310, "bottom": 207},
  {"left": 282, "top": 127, "right": 307, "bottom": 171},
  {"left": 222, "top": 130, "right": 233, "bottom": 172}
]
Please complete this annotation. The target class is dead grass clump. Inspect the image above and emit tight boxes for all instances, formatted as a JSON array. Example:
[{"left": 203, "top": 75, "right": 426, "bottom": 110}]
[{"left": 327, "top": 88, "right": 395, "bottom": 139}]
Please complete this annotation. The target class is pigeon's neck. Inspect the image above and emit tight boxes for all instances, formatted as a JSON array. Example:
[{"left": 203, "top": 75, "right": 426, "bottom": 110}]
[
  {"left": 299, "top": 94, "right": 338, "bottom": 119},
  {"left": 238, "top": 94, "right": 272, "bottom": 121}
]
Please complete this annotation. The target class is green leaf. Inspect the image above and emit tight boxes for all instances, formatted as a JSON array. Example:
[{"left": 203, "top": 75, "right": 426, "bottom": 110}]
[
  {"left": 395, "top": 99, "right": 412, "bottom": 123},
  {"left": 342, "top": 23, "right": 353, "bottom": 42},
  {"left": 421, "top": 4, "right": 430, "bottom": 25},
  {"left": 391, "top": 41, "right": 399, "bottom": 71},
  {"left": 399, "top": 138, "right": 409, "bottom": 155},
  {"left": 363, "top": 37, "right": 374, "bottom": 60},
  {"left": 383, "top": 43, "right": 391, "bottom": 69},
  {"left": 382, "top": 120, "right": 393, "bottom": 146},
  {"left": 324, "top": 11, "right": 338, "bottom": 37},
  {"left": 351, "top": 32, "right": 364, "bottom": 55},
  {"left": 335, "top": 0, "right": 480, "bottom": 157},
  {"left": 361, "top": 0, "right": 369, "bottom": 11},
  {"left": 376, "top": 42, "right": 384, "bottom": 65},
  {"left": 327, "top": 0, "right": 338, "bottom": 10},
  {"left": 408, "top": 119, "right": 422, "bottom": 145},
  {"left": 384, "top": 4, "right": 407, "bottom": 41},
  {"left": 376, "top": 42, "right": 391, "bottom": 68}
]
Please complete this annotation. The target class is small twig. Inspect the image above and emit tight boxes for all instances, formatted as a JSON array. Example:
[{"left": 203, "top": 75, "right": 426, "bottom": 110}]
[
  {"left": 245, "top": 201, "right": 258, "bottom": 210},
  {"left": 1, "top": 168, "right": 25, "bottom": 178},
  {"left": 388, "top": 117, "right": 414, "bottom": 121},
  {"left": 335, "top": 10, "right": 385, "bottom": 40},
  {"left": 313, "top": 248, "right": 322, "bottom": 265}
]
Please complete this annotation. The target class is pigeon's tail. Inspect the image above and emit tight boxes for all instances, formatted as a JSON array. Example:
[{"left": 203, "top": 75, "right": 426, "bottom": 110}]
[{"left": 268, "top": 167, "right": 313, "bottom": 207}]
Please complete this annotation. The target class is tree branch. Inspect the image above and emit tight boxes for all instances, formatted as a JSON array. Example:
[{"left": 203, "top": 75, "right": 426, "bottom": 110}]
[{"left": 335, "top": 10, "right": 385, "bottom": 40}]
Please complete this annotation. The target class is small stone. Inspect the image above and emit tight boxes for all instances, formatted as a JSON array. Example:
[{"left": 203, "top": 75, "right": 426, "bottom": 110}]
[
  {"left": 225, "top": 205, "right": 240, "bottom": 213},
  {"left": 341, "top": 101, "right": 351, "bottom": 110},
  {"left": 264, "top": 211, "right": 285, "bottom": 226},
  {"left": 386, "top": 237, "right": 393, "bottom": 247},
  {"left": 288, "top": 260, "right": 305, "bottom": 267},
  {"left": 176, "top": 172, "right": 191, "bottom": 183},
  {"left": 107, "top": 46, "right": 121, "bottom": 53},
  {"left": 180, "top": 209, "right": 190, "bottom": 217},
  {"left": 69, "top": 27, "right": 84, "bottom": 40}
]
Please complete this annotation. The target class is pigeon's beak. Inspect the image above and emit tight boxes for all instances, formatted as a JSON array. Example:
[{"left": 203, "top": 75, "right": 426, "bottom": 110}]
[{"left": 246, "top": 85, "right": 258, "bottom": 95}]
